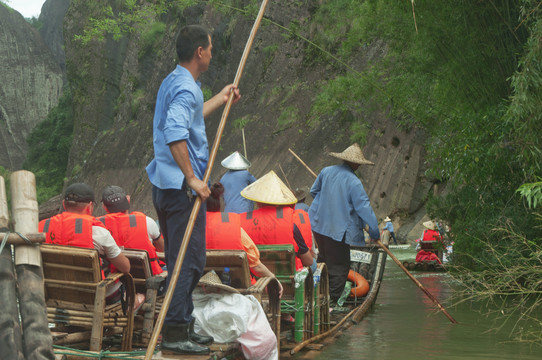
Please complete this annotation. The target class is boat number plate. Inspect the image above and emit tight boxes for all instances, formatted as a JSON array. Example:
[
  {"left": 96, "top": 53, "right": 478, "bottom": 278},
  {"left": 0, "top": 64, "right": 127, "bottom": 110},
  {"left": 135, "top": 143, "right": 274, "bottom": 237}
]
[{"left": 350, "top": 250, "right": 372, "bottom": 264}]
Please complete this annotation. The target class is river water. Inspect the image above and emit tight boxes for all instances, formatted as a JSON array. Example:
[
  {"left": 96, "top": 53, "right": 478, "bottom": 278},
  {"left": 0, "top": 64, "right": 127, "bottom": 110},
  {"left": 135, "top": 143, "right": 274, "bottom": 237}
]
[{"left": 315, "top": 247, "right": 540, "bottom": 360}]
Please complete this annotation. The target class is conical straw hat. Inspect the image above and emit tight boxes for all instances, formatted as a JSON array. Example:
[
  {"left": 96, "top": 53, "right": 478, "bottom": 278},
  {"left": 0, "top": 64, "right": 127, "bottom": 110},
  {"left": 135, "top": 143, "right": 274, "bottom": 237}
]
[
  {"left": 423, "top": 220, "right": 437, "bottom": 230},
  {"left": 329, "top": 143, "right": 374, "bottom": 165},
  {"left": 384, "top": 216, "right": 391, "bottom": 222},
  {"left": 221, "top": 151, "right": 251, "bottom": 170},
  {"left": 198, "top": 270, "right": 240, "bottom": 294},
  {"left": 241, "top": 171, "right": 297, "bottom": 205}
]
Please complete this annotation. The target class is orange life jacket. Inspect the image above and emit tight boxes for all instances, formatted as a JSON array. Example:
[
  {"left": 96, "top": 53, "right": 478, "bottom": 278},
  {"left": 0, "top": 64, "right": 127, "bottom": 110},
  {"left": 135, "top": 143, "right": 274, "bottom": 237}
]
[
  {"left": 39, "top": 212, "right": 107, "bottom": 278},
  {"left": 293, "top": 209, "right": 312, "bottom": 251},
  {"left": 241, "top": 206, "right": 303, "bottom": 270},
  {"left": 206, "top": 212, "right": 257, "bottom": 285},
  {"left": 420, "top": 229, "right": 442, "bottom": 251},
  {"left": 206, "top": 212, "right": 244, "bottom": 250},
  {"left": 98, "top": 212, "right": 163, "bottom": 275},
  {"left": 421, "top": 229, "right": 441, "bottom": 243}
]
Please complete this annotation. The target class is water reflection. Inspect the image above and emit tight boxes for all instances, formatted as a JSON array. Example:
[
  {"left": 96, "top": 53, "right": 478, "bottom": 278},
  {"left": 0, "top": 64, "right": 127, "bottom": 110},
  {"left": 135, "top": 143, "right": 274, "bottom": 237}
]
[{"left": 315, "top": 248, "right": 540, "bottom": 360}]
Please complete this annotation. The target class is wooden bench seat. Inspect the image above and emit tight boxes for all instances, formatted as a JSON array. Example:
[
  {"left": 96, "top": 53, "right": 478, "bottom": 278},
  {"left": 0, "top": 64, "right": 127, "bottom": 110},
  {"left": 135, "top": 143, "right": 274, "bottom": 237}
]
[
  {"left": 41, "top": 244, "right": 135, "bottom": 351},
  {"left": 122, "top": 249, "right": 167, "bottom": 347},
  {"left": 204, "top": 249, "right": 282, "bottom": 352}
]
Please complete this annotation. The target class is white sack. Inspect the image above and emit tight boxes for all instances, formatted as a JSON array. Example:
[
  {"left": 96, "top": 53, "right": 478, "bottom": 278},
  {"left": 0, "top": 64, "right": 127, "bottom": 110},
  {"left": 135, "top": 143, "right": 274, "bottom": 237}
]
[{"left": 193, "top": 289, "right": 277, "bottom": 360}]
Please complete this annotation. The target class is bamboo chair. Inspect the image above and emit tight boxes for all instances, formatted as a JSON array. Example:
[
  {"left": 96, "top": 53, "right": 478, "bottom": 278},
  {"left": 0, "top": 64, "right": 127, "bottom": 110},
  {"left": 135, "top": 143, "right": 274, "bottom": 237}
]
[
  {"left": 256, "top": 244, "right": 314, "bottom": 342},
  {"left": 122, "top": 249, "right": 167, "bottom": 347},
  {"left": 313, "top": 262, "right": 330, "bottom": 335},
  {"left": 41, "top": 244, "right": 135, "bottom": 351},
  {"left": 204, "top": 249, "right": 282, "bottom": 352}
]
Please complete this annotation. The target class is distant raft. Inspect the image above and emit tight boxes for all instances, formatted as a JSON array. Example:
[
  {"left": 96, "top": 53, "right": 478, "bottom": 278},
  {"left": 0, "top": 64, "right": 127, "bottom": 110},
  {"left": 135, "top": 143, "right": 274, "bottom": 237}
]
[{"left": 401, "top": 260, "right": 447, "bottom": 272}]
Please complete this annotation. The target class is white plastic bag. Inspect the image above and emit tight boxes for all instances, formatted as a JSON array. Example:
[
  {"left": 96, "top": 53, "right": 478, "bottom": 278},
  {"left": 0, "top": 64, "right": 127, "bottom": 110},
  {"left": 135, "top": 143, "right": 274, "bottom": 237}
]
[
  {"left": 237, "top": 295, "right": 278, "bottom": 360},
  {"left": 192, "top": 290, "right": 277, "bottom": 359},
  {"left": 192, "top": 290, "right": 248, "bottom": 342}
]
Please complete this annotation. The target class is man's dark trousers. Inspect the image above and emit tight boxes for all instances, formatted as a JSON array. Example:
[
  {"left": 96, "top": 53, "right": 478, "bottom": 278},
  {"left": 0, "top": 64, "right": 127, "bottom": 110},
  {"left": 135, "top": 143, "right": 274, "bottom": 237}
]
[
  {"left": 152, "top": 185, "right": 206, "bottom": 324},
  {"left": 313, "top": 231, "right": 350, "bottom": 301}
]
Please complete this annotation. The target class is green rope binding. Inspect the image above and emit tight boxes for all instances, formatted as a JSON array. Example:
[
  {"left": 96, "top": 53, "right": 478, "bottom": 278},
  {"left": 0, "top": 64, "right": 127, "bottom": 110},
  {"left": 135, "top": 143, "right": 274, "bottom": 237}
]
[{"left": 53, "top": 345, "right": 154, "bottom": 359}]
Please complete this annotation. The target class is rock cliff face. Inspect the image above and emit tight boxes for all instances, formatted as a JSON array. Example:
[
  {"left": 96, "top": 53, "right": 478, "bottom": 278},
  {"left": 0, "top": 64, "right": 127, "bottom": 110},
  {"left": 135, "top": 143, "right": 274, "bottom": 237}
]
[
  {"left": 39, "top": 0, "right": 70, "bottom": 77},
  {"left": 0, "top": 5, "right": 63, "bottom": 169},
  {"left": 41, "top": 0, "right": 434, "bottom": 240}
]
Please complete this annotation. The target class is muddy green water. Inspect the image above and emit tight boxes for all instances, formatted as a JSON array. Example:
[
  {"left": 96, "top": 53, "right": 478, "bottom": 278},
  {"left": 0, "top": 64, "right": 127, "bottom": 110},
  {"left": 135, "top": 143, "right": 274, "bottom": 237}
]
[{"left": 315, "top": 247, "right": 540, "bottom": 360}]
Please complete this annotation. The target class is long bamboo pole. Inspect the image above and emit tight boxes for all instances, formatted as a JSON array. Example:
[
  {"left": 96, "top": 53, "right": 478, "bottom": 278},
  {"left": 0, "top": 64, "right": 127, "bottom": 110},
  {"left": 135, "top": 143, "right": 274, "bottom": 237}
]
[
  {"left": 1, "top": 233, "right": 46, "bottom": 245},
  {"left": 0, "top": 176, "right": 8, "bottom": 229},
  {"left": 242, "top": 127, "right": 247, "bottom": 159},
  {"left": 288, "top": 148, "right": 317, "bottom": 178},
  {"left": 11, "top": 171, "right": 55, "bottom": 358},
  {"left": 287, "top": 149, "right": 458, "bottom": 324},
  {"left": 144, "top": 1, "right": 270, "bottom": 357},
  {"left": 278, "top": 164, "right": 292, "bottom": 190},
  {"left": 376, "top": 240, "right": 457, "bottom": 323},
  {"left": 0, "top": 176, "right": 24, "bottom": 360}
]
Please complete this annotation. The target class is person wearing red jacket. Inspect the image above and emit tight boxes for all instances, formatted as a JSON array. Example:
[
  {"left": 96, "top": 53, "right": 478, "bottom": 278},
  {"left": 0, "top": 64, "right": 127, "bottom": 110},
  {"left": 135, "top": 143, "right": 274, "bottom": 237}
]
[
  {"left": 206, "top": 183, "right": 283, "bottom": 297},
  {"left": 416, "top": 220, "right": 444, "bottom": 263},
  {"left": 99, "top": 185, "right": 164, "bottom": 276},
  {"left": 39, "top": 183, "right": 130, "bottom": 301},
  {"left": 239, "top": 171, "right": 315, "bottom": 271}
]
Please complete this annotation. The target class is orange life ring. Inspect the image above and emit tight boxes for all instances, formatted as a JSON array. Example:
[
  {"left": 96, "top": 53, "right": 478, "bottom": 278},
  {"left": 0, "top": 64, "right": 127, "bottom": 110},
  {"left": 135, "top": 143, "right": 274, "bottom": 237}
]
[{"left": 348, "top": 270, "right": 369, "bottom": 297}]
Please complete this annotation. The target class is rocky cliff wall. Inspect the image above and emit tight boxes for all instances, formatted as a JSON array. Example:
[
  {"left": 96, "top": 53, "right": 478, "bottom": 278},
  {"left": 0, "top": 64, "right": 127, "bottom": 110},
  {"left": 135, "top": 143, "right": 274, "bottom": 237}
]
[
  {"left": 39, "top": 0, "right": 70, "bottom": 78},
  {"left": 46, "top": 0, "right": 434, "bottom": 241},
  {"left": 0, "top": 5, "right": 63, "bottom": 169}
]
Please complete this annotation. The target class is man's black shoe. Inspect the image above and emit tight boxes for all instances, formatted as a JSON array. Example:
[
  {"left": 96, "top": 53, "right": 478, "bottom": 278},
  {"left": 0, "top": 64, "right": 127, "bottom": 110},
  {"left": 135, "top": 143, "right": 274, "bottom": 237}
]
[
  {"left": 189, "top": 318, "right": 214, "bottom": 345},
  {"left": 161, "top": 323, "right": 210, "bottom": 355}
]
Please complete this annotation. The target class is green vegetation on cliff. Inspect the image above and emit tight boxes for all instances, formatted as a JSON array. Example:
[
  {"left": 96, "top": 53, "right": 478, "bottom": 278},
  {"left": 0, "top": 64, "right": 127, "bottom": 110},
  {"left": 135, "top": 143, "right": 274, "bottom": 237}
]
[
  {"left": 24, "top": 90, "right": 74, "bottom": 203},
  {"left": 308, "top": 0, "right": 541, "bottom": 266},
  {"left": 37, "top": 0, "right": 542, "bottom": 261}
]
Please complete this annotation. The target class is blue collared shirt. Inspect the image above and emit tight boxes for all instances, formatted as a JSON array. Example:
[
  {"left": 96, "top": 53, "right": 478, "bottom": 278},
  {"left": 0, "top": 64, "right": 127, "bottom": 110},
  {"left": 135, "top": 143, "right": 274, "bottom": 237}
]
[
  {"left": 383, "top": 221, "right": 394, "bottom": 232},
  {"left": 146, "top": 65, "right": 208, "bottom": 190},
  {"left": 309, "top": 164, "right": 379, "bottom": 245},
  {"left": 295, "top": 202, "right": 310, "bottom": 212},
  {"left": 220, "top": 170, "right": 257, "bottom": 213}
]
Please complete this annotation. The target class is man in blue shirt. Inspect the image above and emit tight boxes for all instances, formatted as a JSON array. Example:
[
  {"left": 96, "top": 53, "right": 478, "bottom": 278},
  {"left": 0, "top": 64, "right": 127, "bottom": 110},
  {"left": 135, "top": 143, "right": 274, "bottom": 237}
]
[
  {"left": 294, "top": 186, "right": 310, "bottom": 212},
  {"left": 219, "top": 151, "right": 257, "bottom": 213},
  {"left": 309, "top": 143, "right": 379, "bottom": 304},
  {"left": 146, "top": 25, "right": 240, "bottom": 355},
  {"left": 383, "top": 216, "right": 398, "bottom": 245}
]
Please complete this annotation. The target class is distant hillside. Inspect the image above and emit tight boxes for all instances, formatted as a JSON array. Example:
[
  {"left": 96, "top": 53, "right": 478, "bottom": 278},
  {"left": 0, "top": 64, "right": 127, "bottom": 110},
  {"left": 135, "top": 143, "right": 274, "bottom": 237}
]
[{"left": 0, "top": 3, "right": 63, "bottom": 169}]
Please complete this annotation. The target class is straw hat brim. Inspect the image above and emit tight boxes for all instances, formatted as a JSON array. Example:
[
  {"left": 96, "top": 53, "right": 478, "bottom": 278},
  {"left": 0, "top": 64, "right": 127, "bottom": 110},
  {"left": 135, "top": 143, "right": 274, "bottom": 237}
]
[
  {"left": 241, "top": 171, "right": 297, "bottom": 205},
  {"left": 329, "top": 143, "right": 374, "bottom": 165},
  {"left": 423, "top": 220, "right": 437, "bottom": 230},
  {"left": 198, "top": 271, "right": 240, "bottom": 294}
]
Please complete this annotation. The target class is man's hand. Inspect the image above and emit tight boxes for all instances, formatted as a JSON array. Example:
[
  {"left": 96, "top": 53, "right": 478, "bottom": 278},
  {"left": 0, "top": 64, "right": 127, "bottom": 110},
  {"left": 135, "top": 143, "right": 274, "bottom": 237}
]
[
  {"left": 203, "top": 84, "right": 241, "bottom": 117},
  {"left": 186, "top": 176, "right": 211, "bottom": 201},
  {"left": 219, "top": 84, "right": 241, "bottom": 105}
]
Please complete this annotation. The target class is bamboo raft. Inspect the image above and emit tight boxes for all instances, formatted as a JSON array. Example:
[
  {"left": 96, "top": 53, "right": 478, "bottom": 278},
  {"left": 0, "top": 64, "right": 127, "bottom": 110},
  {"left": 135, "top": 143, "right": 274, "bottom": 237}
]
[
  {"left": 49, "top": 245, "right": 387, "bottom": 359},
  {"left": 1, "top": 173, "right": 388, "bottom": 359}
]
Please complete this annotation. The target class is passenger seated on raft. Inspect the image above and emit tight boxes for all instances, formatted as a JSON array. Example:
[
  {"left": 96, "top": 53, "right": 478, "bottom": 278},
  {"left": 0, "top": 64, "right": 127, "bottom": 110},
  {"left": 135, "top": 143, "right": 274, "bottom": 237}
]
[
  {"left": 98, "top": 185, "right": 168, "bottom": 305},
  {"left": 238, "top": 171, "right": 316, "bottom": 323},
  {"left": 205, "top": 182, "right": 283, "bottom": 298},
  {"left": 39, "top": 183, "right": 131, "bottom": 305},
  {"left": 238, "top": 171, "right": 315, "bottom": 272},
  {"left": 418, "top": 220, "right": 444, "bottom": 261}
]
